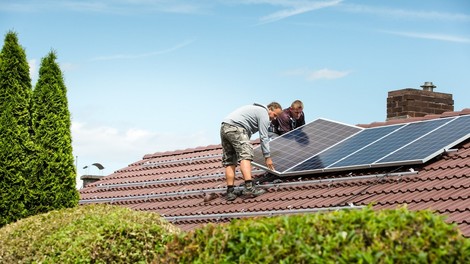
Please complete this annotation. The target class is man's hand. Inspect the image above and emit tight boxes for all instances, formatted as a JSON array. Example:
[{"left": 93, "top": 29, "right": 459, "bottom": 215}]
[{"left": 265, "top": 157, "right": 275, "bottom": 171}]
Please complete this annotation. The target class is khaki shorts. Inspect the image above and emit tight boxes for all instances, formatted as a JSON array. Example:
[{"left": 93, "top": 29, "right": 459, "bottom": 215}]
[{"left": 220, "top": 123, "right": 253, "bottom": 166}]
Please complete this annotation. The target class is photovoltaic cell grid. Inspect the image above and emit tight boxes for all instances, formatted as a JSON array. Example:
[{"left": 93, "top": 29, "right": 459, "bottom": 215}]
[
  {"left": 289, "top": 123, "right": 406, "bottom": 172},
  {"left": 252, "top": 119, "right": 362, "bottom": 172},
  {"left": 378, "top": 114, "right": 470, "bottom": 164},
  {"left": 253, "top": 115, "right": 470, "bottom": 176},
  {"left": 325, "top": 117, "right": 452, "bottom": 169}
]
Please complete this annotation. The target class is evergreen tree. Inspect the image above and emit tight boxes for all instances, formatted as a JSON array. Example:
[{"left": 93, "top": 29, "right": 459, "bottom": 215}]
[
  {"left": 30, "top": 50, "right": 78, "bottom": 214},
  {"left": 0, "top": 31, "right": 34, "bottom": 226}
]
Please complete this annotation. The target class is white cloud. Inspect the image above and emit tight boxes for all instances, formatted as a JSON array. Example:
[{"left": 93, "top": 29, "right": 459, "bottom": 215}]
[
  {"left": 71, "top": 121, "right": 213, "bottom": 174},
  {"left": 283, "top": 67, "right": 351, "bottom": 81},
  {"left": 258, "top": 0, "right": 342, "bottom": 24},
  {"left": 383, "top": 31, "right": 470, "bottom": 43}
]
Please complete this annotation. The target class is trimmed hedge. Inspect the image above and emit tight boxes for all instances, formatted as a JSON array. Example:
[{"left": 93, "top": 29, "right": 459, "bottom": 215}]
[
  {"left": 0, "top": 204, "right": 180, "bottom": 263},
  {"left": 165, "top": 206, "right": 470, "bottom": 263},
  {"left": 1, "top": 205, "right": 469, "bottom": 263}
]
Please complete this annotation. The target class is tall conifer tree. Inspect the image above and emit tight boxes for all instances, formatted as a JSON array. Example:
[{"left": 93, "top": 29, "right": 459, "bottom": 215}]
[
  {"left": 0, "top": 31, "right": 34, "bottom": 226},
  {"left": 31, "top": 51, "right": 78, "bottom": 214}
]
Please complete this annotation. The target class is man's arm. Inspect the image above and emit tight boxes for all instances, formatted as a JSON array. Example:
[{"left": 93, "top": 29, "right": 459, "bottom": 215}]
[
  {"left": 258, "top": 116, "right": 271, "bottom": 157},
  {"left": 259, "top": 119, "right": 275, "bottom": 171}
]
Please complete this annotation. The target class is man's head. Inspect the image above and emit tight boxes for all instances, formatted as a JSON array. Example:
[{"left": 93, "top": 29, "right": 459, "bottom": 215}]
[
  {"left": 289, "top": 100, "right": 304, "bottom": 119},
  {"left": 267, "top": 102, "right": 283, "bottom": 121}
]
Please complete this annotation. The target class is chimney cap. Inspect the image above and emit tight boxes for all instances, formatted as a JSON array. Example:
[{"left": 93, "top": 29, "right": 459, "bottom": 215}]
[{"left": 420, "top": 81, "right": 436, "bottom": 91}]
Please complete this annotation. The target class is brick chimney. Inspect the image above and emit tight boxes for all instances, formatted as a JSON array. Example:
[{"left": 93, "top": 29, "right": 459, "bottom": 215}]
[{"left": 387, "top": 82, "right": 454, "bottom": 120}]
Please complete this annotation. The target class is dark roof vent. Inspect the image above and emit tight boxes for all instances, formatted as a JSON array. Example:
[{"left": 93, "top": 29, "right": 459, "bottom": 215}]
[{"left": 420, "top": 81, "right": 436, "bottom": 92}]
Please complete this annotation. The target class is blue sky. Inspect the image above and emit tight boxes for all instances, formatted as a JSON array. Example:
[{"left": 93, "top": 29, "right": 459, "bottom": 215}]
[{"left": 1, "top": 0, "right": 469, "bottom": 185}]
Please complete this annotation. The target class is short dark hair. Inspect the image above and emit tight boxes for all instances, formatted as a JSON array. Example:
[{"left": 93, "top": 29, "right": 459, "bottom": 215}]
[
  {"left": 291, "top": 100, "right": 303, "bottom": 109},
  {"left": 267, "top": 102, "right": 282, "bottom": 111}
]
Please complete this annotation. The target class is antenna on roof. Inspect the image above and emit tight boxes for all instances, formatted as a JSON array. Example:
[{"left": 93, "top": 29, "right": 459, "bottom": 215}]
[
  {"left": 92, "top": 163, "right": 105, "bottom": 170},
  {"left": 82, "top": 162, "right": 105, "bottom": 176}
]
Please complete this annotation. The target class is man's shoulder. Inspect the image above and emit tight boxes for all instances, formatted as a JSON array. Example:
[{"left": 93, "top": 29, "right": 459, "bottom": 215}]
[{"left": 278, "top": 108, "right": 291, "bottom": 119}]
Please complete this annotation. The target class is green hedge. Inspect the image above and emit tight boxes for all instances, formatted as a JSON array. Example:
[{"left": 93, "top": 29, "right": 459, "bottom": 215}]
[
  {"left": 0, "top": 204, "right": 180, "bottom": 263},
  {"left": 165, "top": 206, "right": 470, "bottom": 263},
  {"left": 1, "top": 205, "right": 469, "bottom": 263}
]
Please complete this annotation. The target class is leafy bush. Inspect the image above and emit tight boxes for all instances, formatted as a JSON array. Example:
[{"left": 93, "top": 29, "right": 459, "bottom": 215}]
[
  {"left": 0, "top": 204, "right": 180, "bottom": 263},
  {"left": 1, "top": 205, "right": 469, "bottom": 263},
  {"left": 165, "top": 206, "right": 470, "bottom": 263}
]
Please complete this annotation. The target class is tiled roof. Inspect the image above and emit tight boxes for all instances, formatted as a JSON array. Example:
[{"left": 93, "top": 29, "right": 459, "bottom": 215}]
[{"left": 79, "top": 109, "right": 470, "bottom": 236}]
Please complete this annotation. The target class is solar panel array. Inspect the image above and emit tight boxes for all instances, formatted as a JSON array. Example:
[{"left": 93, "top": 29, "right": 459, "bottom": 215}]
[
  {"left": 252, "top": 119, "right": 362, "bottom": 172},
  {"left": 252, "top": 115, "right": 470, "bottom": 176}
]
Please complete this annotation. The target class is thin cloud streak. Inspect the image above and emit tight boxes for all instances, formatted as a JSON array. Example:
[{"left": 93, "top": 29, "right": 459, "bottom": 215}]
[
  {"left": 0, "top": 0, "right": 207, "bottom": 14},
  {"left": 259, "top": 0, "right": 342, "bottom": 24},
  {"left": 307, "top": 68, "right": 350, "bottom": 80},
  {"left": 385, "top": 31, "right": 470, "bottom": 43},
  {"left": 0, "top": 0, "right": 111, "bottom": 13},
  {"left": 283, "top": 67, "right": 351, "bottom": 81},
  {"left": 341, "top": 4, "right": 470, "bottom": 22},
  {"left": 91, "top": 39, "right": 196, "bottom": 61}
]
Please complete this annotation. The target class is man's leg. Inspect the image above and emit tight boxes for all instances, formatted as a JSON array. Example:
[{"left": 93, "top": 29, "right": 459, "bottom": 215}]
[
  {"left": 225, "top": 165, "right": 236, "bottom": 185},
  {"left": 221, "top": 123, "right": 239, "bottom": 201},
  {"left": 225, "top": 165, "right": 238, "bottom": 201},
  {"left": 239, "top": 159, "right": 252, "bottom": 181},
  {"left": 240, "top": 159, "right": 266, "bottom": 198}
]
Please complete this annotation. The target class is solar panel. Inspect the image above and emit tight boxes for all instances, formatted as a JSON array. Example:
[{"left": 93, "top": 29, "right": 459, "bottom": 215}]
[
  {"left": 327, "top": 117, "right": 452, "bottom": 169},
  {"left": 253, "top": 115, "right": 470, "bottom": 176},
  {"left": 377, "top": 115, "right": 470, "bottom": 164},
  {"left": 252, "top": 118, "right": 362, "bottom": 172},
  {"left": 288, "top": 123, "right": 406, "bottom": 173}
]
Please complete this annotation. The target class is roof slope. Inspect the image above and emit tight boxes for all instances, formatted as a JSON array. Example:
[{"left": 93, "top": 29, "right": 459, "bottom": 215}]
[{"left": 79, "top": 109, "right": 470, "bottom": 236}]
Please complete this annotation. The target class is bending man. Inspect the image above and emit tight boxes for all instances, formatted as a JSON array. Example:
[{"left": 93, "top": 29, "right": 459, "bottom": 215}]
[{"left": 220, "top": 102, "right": 283, "bottom": 201}]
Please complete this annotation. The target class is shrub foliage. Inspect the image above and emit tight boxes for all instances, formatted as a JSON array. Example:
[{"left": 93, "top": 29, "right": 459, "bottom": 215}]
[
  {"left": 0, "top": 204, "right": 181, "bottom": 263},
  {"left": 0, "top": 205, "right": 469, "bottom": 263},
  {"left": 165, "top": 206, "right": 470, "bottom": 263},
  {"left": 0, "top": 31, "right": 34, "bottom": 226},
  {"left": 0, "top": 31, "right": 78, "bottom": 227},
  {"left": 30, "top": 50, "right": 79, "bottom": 215}
]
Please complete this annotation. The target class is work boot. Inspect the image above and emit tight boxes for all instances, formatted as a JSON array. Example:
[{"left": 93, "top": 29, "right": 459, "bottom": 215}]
[
  {"left": 226, "top": 190, "right": 237, "bottom": 201},
  {"left": 242, "top": 185, "right": 265, "bottom": 198}
]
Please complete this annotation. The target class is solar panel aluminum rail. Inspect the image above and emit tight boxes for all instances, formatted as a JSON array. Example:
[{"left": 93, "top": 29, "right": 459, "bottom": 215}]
[{"left": 253, "top": 115, "right": 470, "bottom": 177}]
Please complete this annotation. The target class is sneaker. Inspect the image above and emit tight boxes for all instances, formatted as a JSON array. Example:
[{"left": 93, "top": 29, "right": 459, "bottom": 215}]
[
  {"left": 226, "top": 191, "right": 238, "bottom": 201},
  {"left": 242, "top": 186, "right": 265, "bottom": 198}
]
